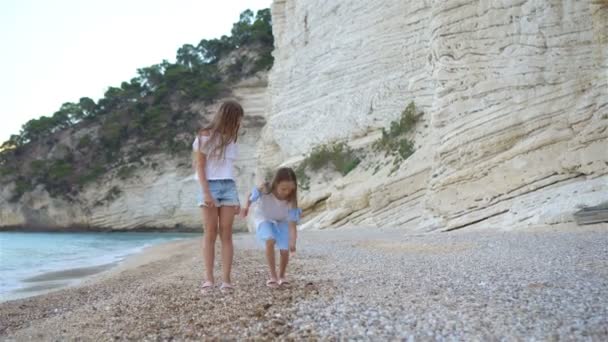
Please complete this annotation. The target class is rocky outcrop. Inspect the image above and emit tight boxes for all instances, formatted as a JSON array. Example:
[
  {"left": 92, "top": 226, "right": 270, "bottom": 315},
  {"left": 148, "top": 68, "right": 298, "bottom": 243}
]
[
  {"left": 262, "top": 0, "right": 608, "bottom": 231},
  {"left": 0, "top": 75, "right": 268, "bottom": 231}
]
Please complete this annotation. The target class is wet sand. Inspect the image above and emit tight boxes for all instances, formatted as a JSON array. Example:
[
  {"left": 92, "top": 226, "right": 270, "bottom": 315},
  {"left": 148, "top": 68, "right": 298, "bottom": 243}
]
[{"left": 22, "top": 264, "right": 119, "bottom": 283}]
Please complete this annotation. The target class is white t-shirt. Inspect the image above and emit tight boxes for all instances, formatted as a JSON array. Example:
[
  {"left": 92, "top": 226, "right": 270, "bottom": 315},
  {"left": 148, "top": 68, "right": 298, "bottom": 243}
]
[
  {"left": 192, "top": 134, "right": 238, "bottom": 181},
  {"left": 253, "top": 192, "right": 291, "bottom": 227},
  {"left": 249, "top": 187, "right": 302, "bottom": 228}
]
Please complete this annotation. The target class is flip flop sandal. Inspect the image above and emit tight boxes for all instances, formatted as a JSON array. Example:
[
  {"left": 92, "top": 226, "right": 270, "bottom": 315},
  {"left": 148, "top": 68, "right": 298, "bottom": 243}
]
[
  {"left": 266, "top": 279, "right": 279, "bottom": 289},
  {"left": 201, "top": 281, "right": 214, "bottom": 294},
  {"left": 220, "top": 283, "right": 234, "bottom": 293},
  {"left": 278, "top": 278, "right": 291, "bottom": 287}
]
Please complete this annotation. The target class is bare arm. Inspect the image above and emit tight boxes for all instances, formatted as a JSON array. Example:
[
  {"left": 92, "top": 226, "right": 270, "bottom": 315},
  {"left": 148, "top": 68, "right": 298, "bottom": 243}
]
[
  {"left": 240, "top": 183, "right": 265, "bottom": 218},
  {"left": 196, "top": 143, "right": 215, "bottom": 207},
  {"left": 288, "top": 221, "right": 297, "bottom": 253}
]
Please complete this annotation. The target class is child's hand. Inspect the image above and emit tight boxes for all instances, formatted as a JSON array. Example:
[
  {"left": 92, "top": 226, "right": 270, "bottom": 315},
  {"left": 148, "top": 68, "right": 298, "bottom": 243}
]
[
  {"left": 239, "top": 207, "right": 249, "bottom": 218},
  {"left": 289, "top": 240, "right": 296, "bottom": 255}
]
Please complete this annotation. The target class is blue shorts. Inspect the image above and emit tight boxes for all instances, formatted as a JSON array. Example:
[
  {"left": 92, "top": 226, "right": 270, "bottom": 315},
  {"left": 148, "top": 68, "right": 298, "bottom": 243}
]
[
  {"left": 256, "top": 221, "right": 290, "bottom": 250},
  {"left": 197, "top": 179, "right": 240, "bottom": 207}
]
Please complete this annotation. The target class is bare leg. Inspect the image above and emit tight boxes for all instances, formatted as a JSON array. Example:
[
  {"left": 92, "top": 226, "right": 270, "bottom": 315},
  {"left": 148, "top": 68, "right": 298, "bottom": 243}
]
[
  {"left": 219, "top": 206, "right": 236, "bottom": 285},
  {"left": 201, "top": 207, "right": 219, "bottom": 284},
  {"left": 279, "top": 250, "right": 289, "bottom": 279},
  {"left": 266, "top": 239, "right": 278, "bottom": 281}
]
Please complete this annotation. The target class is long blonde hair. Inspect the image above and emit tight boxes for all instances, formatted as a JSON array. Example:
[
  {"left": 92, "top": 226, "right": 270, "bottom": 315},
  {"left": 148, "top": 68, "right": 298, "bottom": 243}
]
[{"left": 198, "top": 100, "right": 244, "bottom": 160}]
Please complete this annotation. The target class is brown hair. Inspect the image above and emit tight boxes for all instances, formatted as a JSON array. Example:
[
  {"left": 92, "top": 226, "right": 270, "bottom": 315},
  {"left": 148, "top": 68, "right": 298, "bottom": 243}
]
[
  {"left": 199, "top": 100, "right": 244, "bottom": 159},
  {"left": 265, "top": 167, "right": 298, "bottom": 207}
]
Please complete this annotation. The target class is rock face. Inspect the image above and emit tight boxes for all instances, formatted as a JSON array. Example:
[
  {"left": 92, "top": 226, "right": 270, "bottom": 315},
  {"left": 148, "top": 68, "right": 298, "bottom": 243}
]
[
  {"left": 0, "top": 75, "right": 268, "bottom": 231},
  {"left": 261, "top": 0, "right": 608, "bottom": 231},
  {"left": 2, "top": 1, "right": 606, "bottom": 232}
]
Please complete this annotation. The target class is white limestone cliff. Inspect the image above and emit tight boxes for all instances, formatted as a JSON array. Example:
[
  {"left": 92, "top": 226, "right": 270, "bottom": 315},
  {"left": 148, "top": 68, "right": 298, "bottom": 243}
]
[{"left": 260, "top": 0, "right": 607, "bottom": 231}]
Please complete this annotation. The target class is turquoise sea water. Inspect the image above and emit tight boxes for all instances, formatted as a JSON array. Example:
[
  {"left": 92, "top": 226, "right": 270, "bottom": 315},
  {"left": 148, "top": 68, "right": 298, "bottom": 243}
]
[{"left": 0, "top": 231, "right": 197, "bottom": 300}]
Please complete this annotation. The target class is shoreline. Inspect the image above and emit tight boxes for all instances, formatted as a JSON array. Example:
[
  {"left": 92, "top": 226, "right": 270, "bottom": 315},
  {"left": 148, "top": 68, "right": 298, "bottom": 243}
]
[
  {"left": 0, "top": 235, "right": 200, "bottom": 303},
  {"left": 3, "top": 263, "right": 119, "bottom": 302},
  {"left": 0, "top": 226, "right": 204, "bottom": 233}
]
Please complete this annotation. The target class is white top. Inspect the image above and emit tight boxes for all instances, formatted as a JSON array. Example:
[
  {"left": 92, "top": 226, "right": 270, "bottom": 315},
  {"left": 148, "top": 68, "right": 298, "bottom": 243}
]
[
  {"left": 192, "top": 134, "right": 238, "bottom": 181},
  {"left": 250, "top": 187, "right": 302, "bottom": 228}
]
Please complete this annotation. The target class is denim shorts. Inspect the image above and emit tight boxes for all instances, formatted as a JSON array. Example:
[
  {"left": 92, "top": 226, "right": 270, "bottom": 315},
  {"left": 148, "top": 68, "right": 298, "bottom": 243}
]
[{"left": 197, "top": 179, "right": 240, "bottom": 207}]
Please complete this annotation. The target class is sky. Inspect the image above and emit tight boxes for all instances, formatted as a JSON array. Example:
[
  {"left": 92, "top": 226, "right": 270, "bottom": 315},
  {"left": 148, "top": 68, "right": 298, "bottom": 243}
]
[{"left": 0, "top": 0, "right": 272, "bottom": 143}]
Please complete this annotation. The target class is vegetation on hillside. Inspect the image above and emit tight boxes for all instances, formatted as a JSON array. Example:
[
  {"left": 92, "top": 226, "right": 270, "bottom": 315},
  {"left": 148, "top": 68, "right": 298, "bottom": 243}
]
[
  {"left": 295, "top": 143, "right": 361, "bottom": 190},
  {"left": 295, "top": 102, "right": 422, "bottom": 189},
  {"left": 0, "top": 9, "right": 273, "bottom": 202},
  {"left": 373, "top": 101, "right": 421, "bottom": 174},
  {"left": 373, "top": 102, "right": 420, "bottom": 162}
]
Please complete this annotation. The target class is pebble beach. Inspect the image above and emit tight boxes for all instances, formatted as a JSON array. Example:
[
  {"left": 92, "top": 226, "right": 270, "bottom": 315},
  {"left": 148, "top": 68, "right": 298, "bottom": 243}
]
[{"left": 1, "top": 224, "right": 607, "bottom": 340}]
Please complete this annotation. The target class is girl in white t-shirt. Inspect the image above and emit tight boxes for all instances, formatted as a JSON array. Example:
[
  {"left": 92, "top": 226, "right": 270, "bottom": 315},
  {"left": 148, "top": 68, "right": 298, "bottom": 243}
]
[
  {"left": 192, "top": 100, "right": 243, "bottom": 293},
  {"left": 241, "top": 167, "right": 302, "bottom": 288}
]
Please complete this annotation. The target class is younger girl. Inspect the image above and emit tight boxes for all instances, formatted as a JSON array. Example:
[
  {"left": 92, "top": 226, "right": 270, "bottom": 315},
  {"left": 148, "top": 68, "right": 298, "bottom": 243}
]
[
  {"left": 241, "top": 167, "right": 302, "bottom": 288},
  {"left": 193, "top": 100, "right": 243, "bottom": 293}
]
